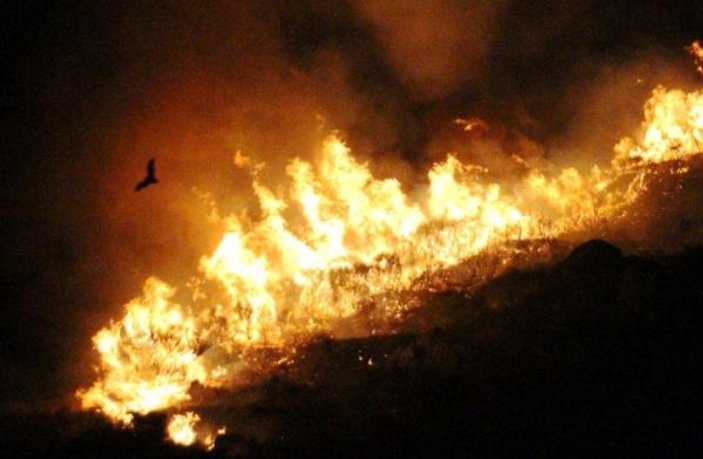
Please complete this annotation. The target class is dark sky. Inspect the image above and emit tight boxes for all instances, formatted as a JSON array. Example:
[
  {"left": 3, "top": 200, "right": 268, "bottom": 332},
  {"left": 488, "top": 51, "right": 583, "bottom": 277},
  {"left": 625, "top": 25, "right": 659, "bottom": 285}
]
[{"left": 2, "top": 0, "right": 703, "bottom": 407}]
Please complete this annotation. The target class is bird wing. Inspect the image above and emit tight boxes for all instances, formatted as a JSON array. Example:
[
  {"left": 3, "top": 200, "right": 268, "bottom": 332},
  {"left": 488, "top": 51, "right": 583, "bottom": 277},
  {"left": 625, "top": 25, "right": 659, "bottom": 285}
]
[
  {"left": 147, "top": 158, "right": 156, "bottom": 176},
  {"left": 135, "top": 158, "right": 157, "bottom": 191}
]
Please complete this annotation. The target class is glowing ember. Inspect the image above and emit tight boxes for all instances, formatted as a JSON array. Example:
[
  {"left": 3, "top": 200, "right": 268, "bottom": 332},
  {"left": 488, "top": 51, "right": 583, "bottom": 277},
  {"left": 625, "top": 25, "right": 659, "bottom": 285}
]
[
  {"left": 166, "top": 411, "right": 226, "bottom": 450},
  {"left": 166, "top": 411, "right": 199, "bottom": 447},
  {"left": 454, "top": 117, "right": 490, "bottom": 133},
  {"left": 77, "top": 43, "right": 703, "bottom": 443}
]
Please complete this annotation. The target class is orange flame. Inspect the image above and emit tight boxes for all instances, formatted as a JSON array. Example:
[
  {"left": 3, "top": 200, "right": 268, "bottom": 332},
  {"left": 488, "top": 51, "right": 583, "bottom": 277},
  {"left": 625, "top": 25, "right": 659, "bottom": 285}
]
[
  {"left": 76, "top": 278, "right": 205, "bottom": 424},
  {"left": 615, "top": 86, "right": 703, "bottom": 164}
]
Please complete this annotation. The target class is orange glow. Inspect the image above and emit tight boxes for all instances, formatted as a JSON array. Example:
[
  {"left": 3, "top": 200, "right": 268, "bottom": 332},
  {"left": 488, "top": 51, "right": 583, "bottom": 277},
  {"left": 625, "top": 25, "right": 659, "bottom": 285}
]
[
  {"left": 454, "top": 117, "right": 490, "bottom": 133},
  {"left": 78, "top": 48, "right": 703, "bottom": 443}
]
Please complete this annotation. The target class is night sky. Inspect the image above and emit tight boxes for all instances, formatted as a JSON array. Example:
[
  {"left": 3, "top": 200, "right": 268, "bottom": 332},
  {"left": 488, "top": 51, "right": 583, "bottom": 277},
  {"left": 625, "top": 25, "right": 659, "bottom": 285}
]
[{"left": 2, "top": 0, "right": 703, "bottom": 408}]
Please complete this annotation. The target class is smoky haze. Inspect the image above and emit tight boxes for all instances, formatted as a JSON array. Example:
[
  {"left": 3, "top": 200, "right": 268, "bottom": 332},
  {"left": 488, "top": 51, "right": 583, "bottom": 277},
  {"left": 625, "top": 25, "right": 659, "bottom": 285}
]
[{"left": 1, "top": 0, "right": 702, "bottom": 407}]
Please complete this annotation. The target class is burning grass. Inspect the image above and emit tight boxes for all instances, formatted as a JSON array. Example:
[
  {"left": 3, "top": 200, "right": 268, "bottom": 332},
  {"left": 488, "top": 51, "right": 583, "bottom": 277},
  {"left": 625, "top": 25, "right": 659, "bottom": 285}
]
[{"left": 12, "top": 237, "right": 703, "bottom": 457}]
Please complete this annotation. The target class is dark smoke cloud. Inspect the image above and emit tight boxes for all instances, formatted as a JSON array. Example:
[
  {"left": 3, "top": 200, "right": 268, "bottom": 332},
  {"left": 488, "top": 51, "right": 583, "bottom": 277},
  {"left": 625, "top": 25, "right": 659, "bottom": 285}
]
[{"left": 2, "top": 0, "right": 703, "bottom": 407}]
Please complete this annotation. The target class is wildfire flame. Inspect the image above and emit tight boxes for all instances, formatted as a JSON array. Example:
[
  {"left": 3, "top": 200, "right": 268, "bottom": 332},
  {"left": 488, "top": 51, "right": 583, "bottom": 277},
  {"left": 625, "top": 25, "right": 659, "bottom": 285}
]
[{"left": 77, "top": 44, "right": 703, "bottom": 448}]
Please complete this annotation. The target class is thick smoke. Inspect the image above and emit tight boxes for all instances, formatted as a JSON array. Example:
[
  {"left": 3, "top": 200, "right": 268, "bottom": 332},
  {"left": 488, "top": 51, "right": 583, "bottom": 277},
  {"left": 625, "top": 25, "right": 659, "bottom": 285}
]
[
  {"left": 353, "top": 0, "right": 507, "bottom": 101},
  {"left": 2, "top": 0, "right": 703, "bottom": 408}
]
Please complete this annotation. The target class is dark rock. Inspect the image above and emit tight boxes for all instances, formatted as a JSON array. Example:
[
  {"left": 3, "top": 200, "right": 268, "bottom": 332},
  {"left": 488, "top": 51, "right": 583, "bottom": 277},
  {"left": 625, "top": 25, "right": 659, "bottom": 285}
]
[
  {"left": 616, "top": 255, "right": 667, "bottom": 324},
  {"left": 558, "top": 239, "right": 624, "bottom": 277},
  {"left": 555, "top": 239, "right": 625, "bottom": 322}
]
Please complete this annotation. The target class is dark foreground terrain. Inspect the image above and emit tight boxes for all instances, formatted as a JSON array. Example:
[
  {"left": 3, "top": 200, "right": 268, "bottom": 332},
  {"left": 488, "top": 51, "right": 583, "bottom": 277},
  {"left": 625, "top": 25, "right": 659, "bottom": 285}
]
[{"left": 3, "top": 239, "right": 703, "bottom": 458}]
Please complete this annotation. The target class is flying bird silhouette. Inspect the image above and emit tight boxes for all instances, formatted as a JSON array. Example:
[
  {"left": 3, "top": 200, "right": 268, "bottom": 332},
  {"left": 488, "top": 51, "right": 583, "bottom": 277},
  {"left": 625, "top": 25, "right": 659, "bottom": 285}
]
[{"left": 135, "top": 158, "right": 158, "bottom": 191}]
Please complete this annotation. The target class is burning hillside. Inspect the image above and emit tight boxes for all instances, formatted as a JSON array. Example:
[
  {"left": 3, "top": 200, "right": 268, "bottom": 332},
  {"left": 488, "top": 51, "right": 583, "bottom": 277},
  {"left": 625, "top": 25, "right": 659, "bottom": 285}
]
[
  {"left": 74, "top": 47, "right": 703, "bottom": 448},
  {"left": 5, "top": 2, "right": 703, "bottom": 457},
  {"left": 8, "top": 236, "right": 703, "bottom": 457}
]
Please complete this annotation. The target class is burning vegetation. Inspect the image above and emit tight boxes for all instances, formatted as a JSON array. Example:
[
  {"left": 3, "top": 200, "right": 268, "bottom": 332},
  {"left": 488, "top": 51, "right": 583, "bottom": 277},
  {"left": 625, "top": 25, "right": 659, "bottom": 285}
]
[{"left": 73, "top": 43, "right": 703, "bottom": 449}]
